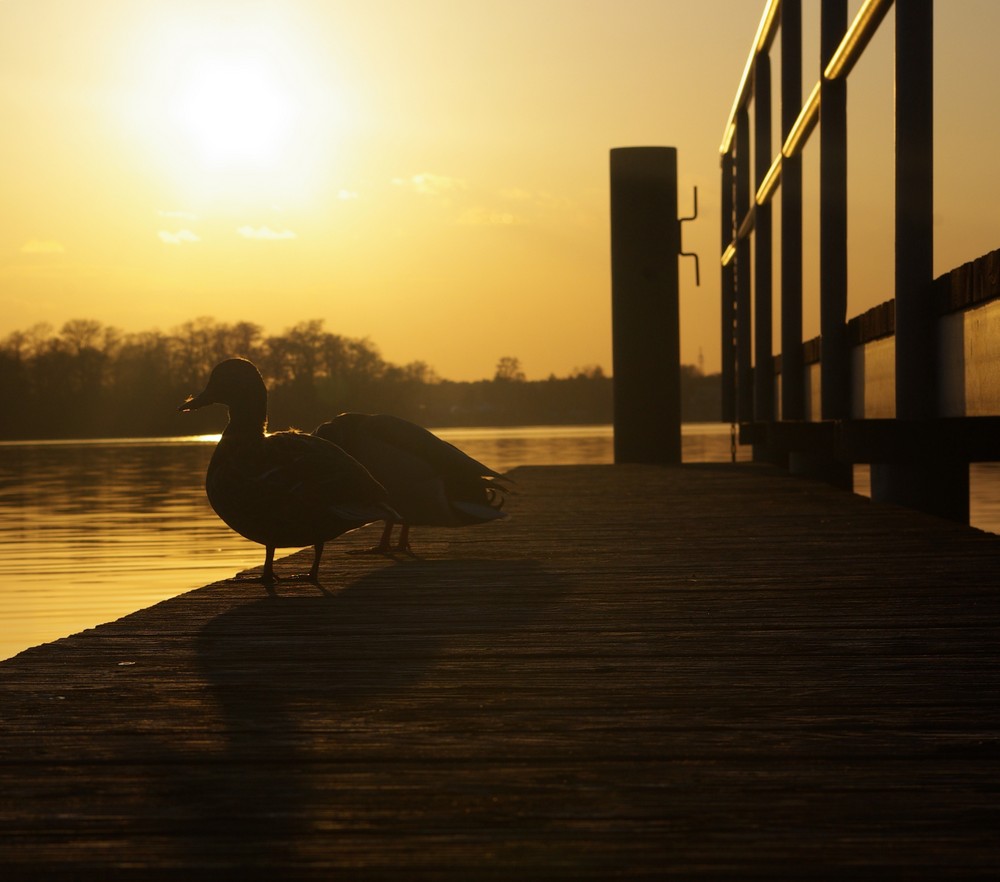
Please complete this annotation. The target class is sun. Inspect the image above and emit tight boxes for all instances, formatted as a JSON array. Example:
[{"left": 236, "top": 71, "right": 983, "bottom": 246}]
[
  {"left": 172, "top": 56, "right": 297, "bottom": 169},
  {"left": 125, "top": 10, "right": 349, "bottom": 206}
]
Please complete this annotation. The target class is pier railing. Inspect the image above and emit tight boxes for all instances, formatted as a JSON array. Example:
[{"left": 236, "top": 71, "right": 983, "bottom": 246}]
[{"left": 720, "top": 0, "right": 1000, "bottom": 523}]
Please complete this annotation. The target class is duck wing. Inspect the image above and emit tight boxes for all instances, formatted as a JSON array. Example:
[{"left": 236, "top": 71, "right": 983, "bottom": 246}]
[
  {"left": 262, "top": 431, "right": 391, "bottom": 519},
  {"left": 316, "top": 414, "right": 509, "bottom": 526}
]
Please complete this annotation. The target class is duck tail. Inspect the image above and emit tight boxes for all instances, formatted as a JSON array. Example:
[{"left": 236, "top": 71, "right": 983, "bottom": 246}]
[{"left": 484, "top": 477, "right": 514, "bottom": 510}]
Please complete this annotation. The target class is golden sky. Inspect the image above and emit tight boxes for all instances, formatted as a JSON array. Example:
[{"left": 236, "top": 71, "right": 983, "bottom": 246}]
[{"left": 1, "top": 0, "right": 998, "bottom": 380}]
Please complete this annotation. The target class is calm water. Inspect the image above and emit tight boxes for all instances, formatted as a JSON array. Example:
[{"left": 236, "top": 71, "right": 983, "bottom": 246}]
[{"left": 0, "top": 423, "right": 997, "bottom": 662}]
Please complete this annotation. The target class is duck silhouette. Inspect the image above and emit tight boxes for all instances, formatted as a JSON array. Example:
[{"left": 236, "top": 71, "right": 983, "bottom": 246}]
[
  {"left": 314, "top": 413, "right": 510, "bottom": 554},
  {"left": 179, "top": 359, "right": 394, "bottom": 585}
]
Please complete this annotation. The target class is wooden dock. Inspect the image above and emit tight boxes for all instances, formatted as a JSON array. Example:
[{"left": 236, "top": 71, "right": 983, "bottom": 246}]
[{"left": 2, "top": 463, "right": 999, "bottom": 879}]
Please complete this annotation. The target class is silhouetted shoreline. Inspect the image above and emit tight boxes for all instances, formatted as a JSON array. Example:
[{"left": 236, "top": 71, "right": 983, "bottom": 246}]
[{"left": 1, "top": 317, "right": 721, "bottom": 440}]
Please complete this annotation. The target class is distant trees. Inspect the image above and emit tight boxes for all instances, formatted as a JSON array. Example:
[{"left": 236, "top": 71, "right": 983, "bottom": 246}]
[
  {"left": 494, "top": 356, "right": 526, "bottom": 383},
  {"left": 0, "top": 317, "right": 720, "bottom": 440}
]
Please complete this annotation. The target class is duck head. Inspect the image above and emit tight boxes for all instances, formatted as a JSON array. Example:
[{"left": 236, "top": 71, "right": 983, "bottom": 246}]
[{"left": 179, "top": 358, "right": 268, "bottom": 431}]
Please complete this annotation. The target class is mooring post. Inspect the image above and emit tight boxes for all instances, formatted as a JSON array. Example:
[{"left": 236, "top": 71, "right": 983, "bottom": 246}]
[{"left": 610, "top": 146, "right": 682, "bottom": 464}]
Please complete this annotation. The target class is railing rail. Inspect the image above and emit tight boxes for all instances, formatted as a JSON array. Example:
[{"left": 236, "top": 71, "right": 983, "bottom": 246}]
[
  {"left": 717, "top": 0, "right": 1000, "bottom": 523},
  {"left": 720, "top": 0, "right": 892, "bottom": 265}
]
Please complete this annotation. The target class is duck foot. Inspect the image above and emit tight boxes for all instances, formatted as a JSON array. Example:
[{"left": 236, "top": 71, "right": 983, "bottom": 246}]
[
  {"left": 346, "top": 521, "right": 416, "bottom": 556},
  {"left": 348, "top": 544, "right": 394, "bottom": 556},
  {"left": 347, "top": 541, "right": 417, "bottom": 557},
  {"left": 230, "top": 571, "right": 275, "bottom": 584}
]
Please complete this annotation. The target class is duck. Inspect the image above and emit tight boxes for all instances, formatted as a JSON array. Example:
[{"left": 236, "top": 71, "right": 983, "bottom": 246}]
[
  {"left": 179, "top": 358, "right": 394, "bottom": 586},
  {"left": 314, "top": 412, "right": 510, "bottom": 553}
]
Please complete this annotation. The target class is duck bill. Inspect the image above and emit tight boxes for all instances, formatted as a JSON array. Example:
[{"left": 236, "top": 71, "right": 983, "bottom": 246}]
[{"left": 178, "top": 389, "right": 214, "bottom": 413}]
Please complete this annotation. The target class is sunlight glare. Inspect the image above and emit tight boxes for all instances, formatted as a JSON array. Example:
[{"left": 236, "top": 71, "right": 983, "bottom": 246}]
[
  {"left": 126, "top": 9, "right": 349, "bottom": 207},
  {"left": 173, "top": 56, "right": 296, "bottom": 168}
]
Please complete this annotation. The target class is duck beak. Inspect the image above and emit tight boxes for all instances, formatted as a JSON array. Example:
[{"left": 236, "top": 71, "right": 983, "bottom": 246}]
[{"left": 178, "top": 389, "right": 214, "bottom": 412}]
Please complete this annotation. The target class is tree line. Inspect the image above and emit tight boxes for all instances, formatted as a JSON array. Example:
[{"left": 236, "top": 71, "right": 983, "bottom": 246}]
[{"left": 0, "top": 317, "right": 720, "bottom": 440}]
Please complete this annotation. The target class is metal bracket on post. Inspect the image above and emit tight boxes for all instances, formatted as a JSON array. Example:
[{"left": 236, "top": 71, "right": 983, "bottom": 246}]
[{"left": 679, "top": 186, "right": 701, "bottom": 286}]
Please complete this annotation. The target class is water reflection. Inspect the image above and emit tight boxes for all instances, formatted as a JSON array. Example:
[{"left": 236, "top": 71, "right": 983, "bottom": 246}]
[
  {"left": 433, "top": 423, "right": 751, "bottom": 470},
  {"left": 855, "top": 461, "right": 1000, "bottom": 538},
  {"left": 0, "top": 439, "right": 260, "bottom": 661}
]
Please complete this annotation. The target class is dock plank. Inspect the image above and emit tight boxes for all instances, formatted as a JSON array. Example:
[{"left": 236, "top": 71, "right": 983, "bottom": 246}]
[{"left": 1, "top": 463, "right": 999, "bottom": 879}]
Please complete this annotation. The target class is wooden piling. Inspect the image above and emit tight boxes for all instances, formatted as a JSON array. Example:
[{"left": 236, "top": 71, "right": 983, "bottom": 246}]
[{"left": 610, "top": 146, "right": 681, "bottom": 464}]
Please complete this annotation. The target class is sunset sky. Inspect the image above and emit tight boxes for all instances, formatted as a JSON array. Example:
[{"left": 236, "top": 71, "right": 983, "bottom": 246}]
[{"left": 1, "top": 1, "right": 998, "bottom": 381}]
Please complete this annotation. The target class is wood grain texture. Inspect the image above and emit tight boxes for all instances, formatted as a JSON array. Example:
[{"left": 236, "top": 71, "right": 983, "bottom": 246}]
[{"left": 1, "top": 463, "right": 999, "bottom": 879}]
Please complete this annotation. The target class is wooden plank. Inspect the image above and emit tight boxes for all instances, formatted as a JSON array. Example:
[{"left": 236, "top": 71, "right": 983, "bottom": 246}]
[{"left": 1, "top": 463, "right": 999, "bottom": 878}]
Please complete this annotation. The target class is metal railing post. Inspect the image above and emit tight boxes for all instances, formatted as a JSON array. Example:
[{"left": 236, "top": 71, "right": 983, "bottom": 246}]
[
  {"left": 754, "top": 53, "right": 775, "bottom": 434},
  {"left": 820, "top": 0, "right": 849, "bottom": 424},
  {"left": 895, "top": 0, "right": 935, "bottom": 423},
  {"left": 811, "top": 0, "right": 853, "bottom": 488},
  {"left": 872, "top": 0, "right": 970, "bottom": 521},
  {"left": 735, "top": 108, "right": 754, "bottom": 425},
  {"left": 780, "top": 0, "right": 805, "bottom": 422},
  {"left": 721, "top": 151, "right": 736, "bottom": 424}
]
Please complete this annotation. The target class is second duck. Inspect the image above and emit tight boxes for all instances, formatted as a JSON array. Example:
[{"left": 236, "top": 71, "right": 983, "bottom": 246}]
[{"left": 315, "top": 413, "right": 510, "bottom": 553}]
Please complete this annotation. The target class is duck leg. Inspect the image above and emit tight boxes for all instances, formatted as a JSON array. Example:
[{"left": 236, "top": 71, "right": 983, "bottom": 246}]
[
  {"left": 307, "top": 541, "right": 324, "bottom": 582},
  {"left": 377, "top": 521, "right": 395, "bottom": 552},
  {"left": 261, "top": 546, "right": 277, "bottom": 585},
  {"left": 393, "top": 523, "right": 413, "bottom": 554},
  {"left": 348, "top": 520, "right": 396, "bottom": 555}
]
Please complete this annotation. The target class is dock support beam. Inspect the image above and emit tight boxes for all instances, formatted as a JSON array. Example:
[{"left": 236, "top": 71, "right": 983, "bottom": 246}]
[
  {"left": 610, "top": 146, "right": 682, "bottom": 464},
  {"left": 872, "top": 0, "right": 969, "bottom": 523}
]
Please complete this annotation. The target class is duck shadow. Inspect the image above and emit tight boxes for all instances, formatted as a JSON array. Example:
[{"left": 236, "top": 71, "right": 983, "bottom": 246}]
[
  {"left": 175, "top": 557, "right": 563, "bottom": 864},
  {"left": 198, "top": 557, "right": 557, "bottom": 708}
]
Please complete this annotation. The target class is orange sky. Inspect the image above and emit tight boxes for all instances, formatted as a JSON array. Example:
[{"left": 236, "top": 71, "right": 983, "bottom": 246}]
[{"left": 1, "top": 1, "right": 998, "bottom": 380}]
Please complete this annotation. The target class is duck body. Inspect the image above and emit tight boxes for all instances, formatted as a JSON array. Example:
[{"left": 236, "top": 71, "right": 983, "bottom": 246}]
[
  {"left": 205, "top": 428, "right": 389, "bottom": 550},
  {"left": 180, "top": 359, "right": 392, "bottom": 584},
  {"left": 314, "top": 412, "right": 509, "bottom": 552}
]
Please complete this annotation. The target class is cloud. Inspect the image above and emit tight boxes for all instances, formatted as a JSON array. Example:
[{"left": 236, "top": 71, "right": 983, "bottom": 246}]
[
  {"left": 497, "top": 187, "right": 534, "bottom": 202},
  {"left": 158, "top": 229, "right": 200, "bottom": 245},
  {"left": 457, "top": 207, "right": 528, "bottom": 227},
  {"left": 157, "top": 209, "right": 199, "bottom": 221},
  {"left": 237, "top": 225, "right": 297, "bottom": 240},
  {"left": 20, "top": 239, "right": 66, "bottom": 254},
  {"left": 393, "top": 173, "right": 467, "bottom": 196}
]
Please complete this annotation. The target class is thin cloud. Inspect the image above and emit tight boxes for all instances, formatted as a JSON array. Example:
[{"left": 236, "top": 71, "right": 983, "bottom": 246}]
[
  {"left": 237, "top": 225, "right": 297, "bottom": 240},
  {"left": 157, "top": 209, "right": 199, "bottom": 221},
  {"left": 158, "top": 230, "right": 200, "bottom": 245},
  {"left": 393, "top": 173, "right": 467, "bottom": 196},
  {"left": 457, "top": 207, "right": 528, "bottom": 227},
  {"left": 20, "top": 239, "right": 66, "bottom": 254},
  {"left": 497, "top": 187, "right": 534, "bottom": 202}
]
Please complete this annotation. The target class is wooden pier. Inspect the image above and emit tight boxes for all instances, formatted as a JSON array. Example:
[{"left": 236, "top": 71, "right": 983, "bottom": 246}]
[{"left": 2, "top": 463, "right": 999, "bottom": 879}]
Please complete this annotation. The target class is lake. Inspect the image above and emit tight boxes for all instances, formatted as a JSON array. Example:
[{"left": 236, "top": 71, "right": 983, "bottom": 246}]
[{"left": 1, "top": 423, "right": 998, "bottom": 662}]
